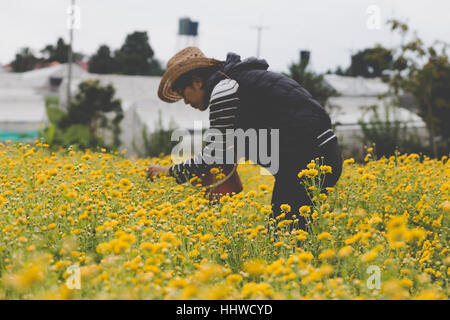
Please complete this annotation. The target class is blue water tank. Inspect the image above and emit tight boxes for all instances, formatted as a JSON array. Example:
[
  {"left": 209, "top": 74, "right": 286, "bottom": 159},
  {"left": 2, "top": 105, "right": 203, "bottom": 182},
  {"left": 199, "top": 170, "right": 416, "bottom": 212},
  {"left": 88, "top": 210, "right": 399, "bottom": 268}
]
[{"left": 178, "top": 18, "right": 198, "bottom": 36}]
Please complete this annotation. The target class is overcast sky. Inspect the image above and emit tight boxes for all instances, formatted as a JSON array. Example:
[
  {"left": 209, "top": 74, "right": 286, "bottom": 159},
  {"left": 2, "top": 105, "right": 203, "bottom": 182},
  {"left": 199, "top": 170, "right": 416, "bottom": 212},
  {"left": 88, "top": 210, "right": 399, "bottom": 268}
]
[{"left": 1, "top": 0, "right": 449, "bottom": 73}]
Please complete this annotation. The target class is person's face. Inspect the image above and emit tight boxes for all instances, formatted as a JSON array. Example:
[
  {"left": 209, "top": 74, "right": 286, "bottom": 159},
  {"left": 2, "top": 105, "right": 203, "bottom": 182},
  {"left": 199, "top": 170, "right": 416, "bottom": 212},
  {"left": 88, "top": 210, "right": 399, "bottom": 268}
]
[{"left": 176, "top": 77, "right": 207, "bottom": 111}]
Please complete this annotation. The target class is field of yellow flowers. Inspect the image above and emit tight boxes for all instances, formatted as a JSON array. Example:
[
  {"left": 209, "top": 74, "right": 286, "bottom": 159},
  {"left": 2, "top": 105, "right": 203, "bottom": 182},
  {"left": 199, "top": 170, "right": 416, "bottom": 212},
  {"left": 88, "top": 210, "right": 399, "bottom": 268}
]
[{"left": 0, "top": 141, "right": 448, "bottom": 299}]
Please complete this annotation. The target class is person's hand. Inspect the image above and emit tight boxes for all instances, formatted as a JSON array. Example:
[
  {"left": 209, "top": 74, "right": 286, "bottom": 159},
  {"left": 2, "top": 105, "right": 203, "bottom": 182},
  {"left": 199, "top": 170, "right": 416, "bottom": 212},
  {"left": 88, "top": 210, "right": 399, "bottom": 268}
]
[{"left": 146, "top": 165, "right": 170, "bottom": 181}]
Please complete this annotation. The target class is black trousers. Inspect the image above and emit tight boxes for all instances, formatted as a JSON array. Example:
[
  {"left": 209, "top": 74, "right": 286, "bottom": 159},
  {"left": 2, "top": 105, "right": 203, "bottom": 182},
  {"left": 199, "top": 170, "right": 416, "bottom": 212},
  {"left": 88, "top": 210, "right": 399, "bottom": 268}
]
[{"left": 270, "top": 138, "right": 343, "bottom": 231}]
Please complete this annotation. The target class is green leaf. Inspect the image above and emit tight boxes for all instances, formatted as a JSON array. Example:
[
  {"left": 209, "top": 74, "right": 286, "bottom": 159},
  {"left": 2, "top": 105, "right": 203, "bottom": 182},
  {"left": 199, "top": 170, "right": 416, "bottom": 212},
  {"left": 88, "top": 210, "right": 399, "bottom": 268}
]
[
  {"left": 45, "top": 105, "right": 66, "bottom": 125},
  {"left": 61, "top": 124, "right": 92, "bottom": 149}
]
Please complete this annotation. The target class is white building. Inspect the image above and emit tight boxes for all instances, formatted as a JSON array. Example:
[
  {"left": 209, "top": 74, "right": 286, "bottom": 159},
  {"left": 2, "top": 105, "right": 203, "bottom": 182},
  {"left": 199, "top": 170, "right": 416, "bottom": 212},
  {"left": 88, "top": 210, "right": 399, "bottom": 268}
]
[
  {"left": 0, "top": 63, "right": 95, "bottom": 142},
  {"left": 323, "top": 74, "right": 428, "bottom": 157},
  {"left": 0, "top": 72, "right": 45, "bottom": 140},
  {"left": 0, "top": 64, "right": 208, "bottom": 155},
  {"left": 58, "top": 73, "right": 209, "bottom": 157},
  {"left": 0, "top": 64, "right": 428, "bottom": 159}
]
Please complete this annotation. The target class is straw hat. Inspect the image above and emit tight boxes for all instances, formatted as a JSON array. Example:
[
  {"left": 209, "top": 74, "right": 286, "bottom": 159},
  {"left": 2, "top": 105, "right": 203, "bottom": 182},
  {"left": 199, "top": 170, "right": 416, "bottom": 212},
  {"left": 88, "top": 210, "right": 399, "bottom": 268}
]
[{"left": 158, "top": 47, "right": 223, "bottom": 103}]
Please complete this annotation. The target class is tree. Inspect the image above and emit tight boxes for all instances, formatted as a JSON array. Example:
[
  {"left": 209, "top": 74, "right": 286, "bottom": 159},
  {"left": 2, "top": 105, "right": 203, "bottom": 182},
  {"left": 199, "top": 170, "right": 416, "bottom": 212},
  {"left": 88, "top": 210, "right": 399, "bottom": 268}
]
[
  {"left": 284, "top": 58, "right": 339, "bottom": 108},
  {"left": 114, "top": 31, "right": 164, "bottom": 76},
  {"left": 387, "top": 20, "right": 450, "bottom": 157},
  {"left": 334, "top": 66, "right": 346, "bottom": 76},
  {"left": 41, "top": 80, "right": 124, "bottom": 150},
  {"left": 346, "top": 45, "right": 393, "bottom": 78},
  {"left": 11, "top": 47, "right": 40, "bottom": 72},
  {"left": 358, "top": 103, "right": 428, "bottom": 159},
  {"left": 10, "top": 38, "right": 84, "bottom": 72},
  {"left": 40, "top": 37, "right": 83, "bottom": 63},
  {"left": 148, "top": 58, "right": 165, "bottom": 76},
  {"left": 88, "top": 45, "right": 118, "bottom": 74}
]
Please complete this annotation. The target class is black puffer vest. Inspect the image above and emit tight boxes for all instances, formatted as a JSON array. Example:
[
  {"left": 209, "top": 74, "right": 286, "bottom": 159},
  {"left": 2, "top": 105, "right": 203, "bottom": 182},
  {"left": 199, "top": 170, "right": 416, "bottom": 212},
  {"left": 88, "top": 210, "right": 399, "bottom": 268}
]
[{"left": 204, "top": 52, "right": 334, "bottom": 151}]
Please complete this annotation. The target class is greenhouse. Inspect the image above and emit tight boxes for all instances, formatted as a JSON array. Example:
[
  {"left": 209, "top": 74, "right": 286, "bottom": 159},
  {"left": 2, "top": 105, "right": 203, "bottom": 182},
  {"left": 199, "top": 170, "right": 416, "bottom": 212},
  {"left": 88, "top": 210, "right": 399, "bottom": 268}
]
[{"left": 0, "top": 65, "right": 427, "bottom": 158}]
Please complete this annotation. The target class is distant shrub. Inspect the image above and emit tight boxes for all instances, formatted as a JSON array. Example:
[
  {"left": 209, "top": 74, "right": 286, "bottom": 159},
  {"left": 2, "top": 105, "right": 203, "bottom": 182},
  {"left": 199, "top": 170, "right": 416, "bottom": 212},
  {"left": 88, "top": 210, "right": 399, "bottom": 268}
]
[
  {"left": 39, "top": 80, "right": 123, "bottom": 151},
  {"left": 133, "top": 110, "right": 178, "bottom": 158},
  {"left": 358, "top": 103, "right": 429, "bottom": 159}
]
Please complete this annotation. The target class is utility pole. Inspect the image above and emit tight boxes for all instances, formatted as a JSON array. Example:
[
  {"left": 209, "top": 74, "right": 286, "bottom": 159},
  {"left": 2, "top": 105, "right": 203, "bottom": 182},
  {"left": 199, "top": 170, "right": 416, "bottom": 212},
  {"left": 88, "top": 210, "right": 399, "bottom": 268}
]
[
  {"left": 67, "top": 0, "right": 75, "bottom": 109},
  {"left": 251, "top": 25, "right": 269, "bottom": 58}
]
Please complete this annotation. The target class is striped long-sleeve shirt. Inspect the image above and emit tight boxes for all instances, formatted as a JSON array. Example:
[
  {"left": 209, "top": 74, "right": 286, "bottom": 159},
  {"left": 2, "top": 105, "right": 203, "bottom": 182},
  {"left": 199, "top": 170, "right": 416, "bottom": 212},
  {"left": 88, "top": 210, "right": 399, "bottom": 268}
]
[{"left": 169, "top": 79, "right": 239, "bottom": 184}]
